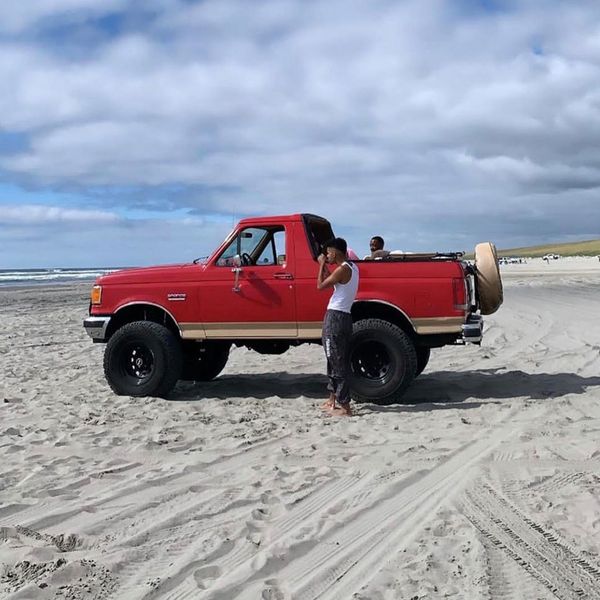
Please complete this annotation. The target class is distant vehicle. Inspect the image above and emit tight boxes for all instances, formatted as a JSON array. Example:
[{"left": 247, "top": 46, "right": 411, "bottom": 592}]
[
  {"left": 542, "top": 253, "right": 560, "bottom": 260},
  {"left": 499, "top": 257, "right": 525, "bottom": 265}
]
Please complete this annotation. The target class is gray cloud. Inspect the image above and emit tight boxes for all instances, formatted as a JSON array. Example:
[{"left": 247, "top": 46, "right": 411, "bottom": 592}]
[{"left": 0, "top": 0, "right": 599, "bottom": 266}]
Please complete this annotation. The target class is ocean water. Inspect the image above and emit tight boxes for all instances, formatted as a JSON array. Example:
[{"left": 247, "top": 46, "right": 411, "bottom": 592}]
[{"left": 0, "top": 267, "right": 120, "bottom": 287}]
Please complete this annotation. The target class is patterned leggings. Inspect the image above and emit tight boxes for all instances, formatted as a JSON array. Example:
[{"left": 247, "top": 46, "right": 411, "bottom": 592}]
[{"left": 322, "top": 309, "right": 353, "bottom": 405}]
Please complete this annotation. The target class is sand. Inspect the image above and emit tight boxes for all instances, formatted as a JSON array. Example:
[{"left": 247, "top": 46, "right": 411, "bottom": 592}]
[{"left": 1, "top": 257, "right": 600, "bottom": 599}]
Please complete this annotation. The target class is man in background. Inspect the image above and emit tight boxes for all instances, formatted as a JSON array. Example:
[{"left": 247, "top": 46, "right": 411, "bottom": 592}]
[{"left": 365, "top": 236, "right": 390, "bottom": 260}]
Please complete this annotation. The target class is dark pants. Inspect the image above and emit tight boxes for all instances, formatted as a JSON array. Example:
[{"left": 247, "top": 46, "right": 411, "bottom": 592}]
[{"left": 322, "top": 309, "right": 353, "bottom": 405}]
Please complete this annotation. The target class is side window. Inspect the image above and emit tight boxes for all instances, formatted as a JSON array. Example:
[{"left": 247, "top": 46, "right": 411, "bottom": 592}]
[
  {"left": 273, "top": 230, "right": 286, "bottom": 265},
  {"left": 240, "top": 228, "right": 269, "bottom": 257},
  {"left": 216, "top": 237, "right": 239, "bottom": 266},
  {"left": 256, "top": 228, "right": 286, "bottom": 265},
  {"left": 256, "top": 240, "right": 276, "bottom": 265},
  {"left": 216, "top": 227, "right": 285, "bottom": 266}
]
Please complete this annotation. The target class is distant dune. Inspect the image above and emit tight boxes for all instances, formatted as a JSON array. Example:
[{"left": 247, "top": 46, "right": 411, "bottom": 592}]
[{"left": 499, "top": 238, "right": 600, "bottom": 257}]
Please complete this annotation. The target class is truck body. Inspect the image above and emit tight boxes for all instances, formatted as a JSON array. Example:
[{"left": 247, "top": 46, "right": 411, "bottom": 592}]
[{"left": 84, "top": 213, "right": 498, "bottom": 403}]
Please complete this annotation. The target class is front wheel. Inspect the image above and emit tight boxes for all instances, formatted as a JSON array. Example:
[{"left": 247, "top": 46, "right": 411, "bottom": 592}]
[
  {"left": 103, "top": 321, "right": 182, "bottom": 397},
  {"left": 349, "top": 318, "right": 417, "bottom": 405}
]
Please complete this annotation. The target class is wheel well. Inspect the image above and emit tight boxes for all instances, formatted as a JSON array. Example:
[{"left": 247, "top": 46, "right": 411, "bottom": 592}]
[
  {"left": 351, "top": 301, "right": 416, "bottom": 339},
  {"left": 106, "top": 304, "right": 180, "bottom": 340}
]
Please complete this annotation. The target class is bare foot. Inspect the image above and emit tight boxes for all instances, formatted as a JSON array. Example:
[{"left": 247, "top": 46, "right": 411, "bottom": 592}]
[
  {"left": 327, "top": 403, "right": 352, "bottom": 417},
  {"left": 320, "top": 394, "right": 336, "bottom": 410}
]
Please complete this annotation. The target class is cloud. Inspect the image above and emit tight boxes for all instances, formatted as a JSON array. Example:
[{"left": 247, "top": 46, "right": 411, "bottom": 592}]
[
  {"left": 0, "top": 204, "right": 119, "bottom": 225},
  {"left": 0, "top": 204, "right": 233, "bottom": 268},
  {"left": 0, "top": 0, "right": 123, "bottom": 35},
  {"left": 0, "top": 0, "right": 599, "bottom": 267}
]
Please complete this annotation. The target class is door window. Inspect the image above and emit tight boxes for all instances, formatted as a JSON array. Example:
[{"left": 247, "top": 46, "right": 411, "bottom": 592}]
[{"left": 216, "top": 227, "right": 285, "bottom": 266}]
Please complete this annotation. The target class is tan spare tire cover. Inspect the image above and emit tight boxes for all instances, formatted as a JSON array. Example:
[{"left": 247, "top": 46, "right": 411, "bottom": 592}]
[{"left": 475, "top": 242, "right": 503, "bottom": 315}]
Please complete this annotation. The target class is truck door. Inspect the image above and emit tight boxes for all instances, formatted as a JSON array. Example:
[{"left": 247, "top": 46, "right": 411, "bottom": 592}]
[{"left": 199, "top": 224, "right": 297, "bottom": 338}]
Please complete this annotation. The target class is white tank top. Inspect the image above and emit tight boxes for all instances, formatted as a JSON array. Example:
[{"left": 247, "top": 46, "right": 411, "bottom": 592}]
[{"left": 327, "top": 261, "right": 359, "bottom": 313}]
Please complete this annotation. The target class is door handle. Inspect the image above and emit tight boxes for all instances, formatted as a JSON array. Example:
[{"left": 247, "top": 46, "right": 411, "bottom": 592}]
[
  {"left": 273, "top": 272, "right": 294, "bottom": 280},
  {"left": 232, "top": 266, "right": 243, "bottom": 292}
]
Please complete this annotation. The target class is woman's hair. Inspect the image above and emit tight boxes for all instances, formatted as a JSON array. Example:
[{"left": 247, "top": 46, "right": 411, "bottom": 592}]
[{"left": 324, "top": 237, "right": 348, "bottom": 254}]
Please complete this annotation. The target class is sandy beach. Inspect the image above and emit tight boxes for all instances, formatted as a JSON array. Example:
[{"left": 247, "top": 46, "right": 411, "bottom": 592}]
[{"left": 1, "top": 257, "right": 600, "bottom": 599}]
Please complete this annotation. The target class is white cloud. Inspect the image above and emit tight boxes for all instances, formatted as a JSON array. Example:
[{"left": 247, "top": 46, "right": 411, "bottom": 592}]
[
  {"left": 0, "top": 209, "right": 232, "bottom": 269},
  {"left": 0, "top": 0, "right": 599, "bottom": 266},
  {"left": 0, "top": 204, "right": 119, "bottom": 225}
]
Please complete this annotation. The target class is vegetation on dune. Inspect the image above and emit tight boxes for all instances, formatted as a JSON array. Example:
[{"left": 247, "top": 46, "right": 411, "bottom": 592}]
[
  {"left": 498, "top": 239, "right": 600, "bottom": 258},
  {"left": 464, "top": 238, "right": 600, "bottom": 260}
]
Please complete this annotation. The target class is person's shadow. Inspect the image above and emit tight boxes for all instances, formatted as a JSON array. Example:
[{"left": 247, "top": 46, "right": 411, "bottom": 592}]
[{"left": 173, "top": 369, "right": 600, "bottom": 410}]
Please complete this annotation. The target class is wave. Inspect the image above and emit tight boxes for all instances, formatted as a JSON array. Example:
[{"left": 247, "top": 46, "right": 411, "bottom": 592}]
[{"left": 0, "top": 268, "right": 119, "bottom": 287}]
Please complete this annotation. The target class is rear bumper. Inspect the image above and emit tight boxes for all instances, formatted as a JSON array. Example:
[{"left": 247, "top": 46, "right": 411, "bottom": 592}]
[
  {"left": 462, "top": 314, "right": 483, "bottom": 344},
  {"left": 83, "top": 316, "right": 110, "bottom": 342}
]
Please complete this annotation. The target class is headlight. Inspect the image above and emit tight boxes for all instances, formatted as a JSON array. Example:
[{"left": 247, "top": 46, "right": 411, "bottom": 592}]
[{"left": 90, "top": 285, "right": 102, "bottom": 305}]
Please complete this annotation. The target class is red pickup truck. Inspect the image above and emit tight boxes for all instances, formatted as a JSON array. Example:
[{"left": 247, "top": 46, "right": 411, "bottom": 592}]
[{"left": 84, "top": 213, "right": 502, "bottom": 404}]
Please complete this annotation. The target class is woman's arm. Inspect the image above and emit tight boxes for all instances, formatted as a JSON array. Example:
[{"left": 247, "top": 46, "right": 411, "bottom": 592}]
[
  {"left": 317, "top": 254, "right": 330, "bottom": 290},
  {"left": 317, "top": 259, "right": 351, "bottom": 290}
]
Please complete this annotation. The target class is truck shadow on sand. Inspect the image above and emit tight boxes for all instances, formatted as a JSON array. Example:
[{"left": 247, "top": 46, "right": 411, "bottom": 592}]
[
  {"left": 372, "top": 369, "right": 600, "bottom": 412},
  {"left": 173, "top": 369, "right": 600, "bottom": 407},
  {"left": 174, "top": 372, "right": 327, "bottom": 400}
]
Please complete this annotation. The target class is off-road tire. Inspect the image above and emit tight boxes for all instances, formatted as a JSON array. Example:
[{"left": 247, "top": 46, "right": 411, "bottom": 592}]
[
  {"left": 181, "top": 341, "right": 230, "bottom": 381},
  {"left": 415, "top": 347, "right": 431, "bottom": 377},
  {"left": 103, "top": 321, "right": 182, "bottom": 397},
  {"left": 475, "top": 242, "right": 503, "bottom": 315},
  {"left": 349, "top": 318, "right": 417, "bottom": 405}
]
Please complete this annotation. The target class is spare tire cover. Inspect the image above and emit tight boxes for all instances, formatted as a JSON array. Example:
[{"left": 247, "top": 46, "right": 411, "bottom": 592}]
[{"left": 475, "top": 242, "right": 503, "bottom": 315}]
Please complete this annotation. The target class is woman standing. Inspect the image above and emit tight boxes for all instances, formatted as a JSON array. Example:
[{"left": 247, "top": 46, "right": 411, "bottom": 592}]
[{"left": 316, "top": 237, "right": 359, "bottom": 416}]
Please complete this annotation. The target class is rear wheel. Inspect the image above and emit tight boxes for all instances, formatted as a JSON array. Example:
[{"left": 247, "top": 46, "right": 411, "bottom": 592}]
[
  {"left": 349, "top": 318, "right": 417, "bottom": 405},
  {"left": 415, "top": 347, "right": 431, "bottom": 377},
  {"left": 181, "top": 341, "right": 230, "bottom": 381},
  {"left": 103, "top": 321, "right": 182, "bottom": 397}
]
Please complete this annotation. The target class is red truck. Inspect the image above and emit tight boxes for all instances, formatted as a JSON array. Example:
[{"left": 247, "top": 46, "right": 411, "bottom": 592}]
[{"left": 84, "top": 213, "right": 502, "bottom": 404}]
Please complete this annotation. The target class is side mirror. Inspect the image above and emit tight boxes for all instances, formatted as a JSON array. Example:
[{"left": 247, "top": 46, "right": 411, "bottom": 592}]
[{"left": 232, "top": 254, "right": 242, "bottom": 268}]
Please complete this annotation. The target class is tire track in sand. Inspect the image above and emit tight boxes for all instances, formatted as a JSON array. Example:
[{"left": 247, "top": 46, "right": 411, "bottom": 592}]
[
  {"left": 461, "top": 483, "right": 600, "bottom": 599},
  {"left": 133, "top": 472, "right": 369, "bottom": 600},
  {"left": 200, "top": 407, "right": 528, "bottom": 600},
  {"left": 2, "top": 434, "right": 291, "bottom": 532},
  {"left": 481, "top": 541, "right": 555, "bottom": 600}
]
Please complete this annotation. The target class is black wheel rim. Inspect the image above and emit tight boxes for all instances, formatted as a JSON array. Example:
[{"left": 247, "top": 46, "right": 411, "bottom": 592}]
[
  {"left": 350, "top": 340, "right": 393, "bottom": 383},
  {"left": 120, "top": 342, "right": 155, "bottom": 384}
]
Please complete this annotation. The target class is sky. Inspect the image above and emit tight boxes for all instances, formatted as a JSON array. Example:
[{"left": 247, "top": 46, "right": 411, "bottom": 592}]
[{"left": 1, "top": 0, "right": 599, "bottom": 268}]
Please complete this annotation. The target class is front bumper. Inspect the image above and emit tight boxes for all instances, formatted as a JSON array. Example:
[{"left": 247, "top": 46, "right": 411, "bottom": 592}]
[
  {"left": 462, "top": 314, "right": 483, "bottom": 344},
  {"left": 83, "top": 316, "right": 111, "bottom": 342}
]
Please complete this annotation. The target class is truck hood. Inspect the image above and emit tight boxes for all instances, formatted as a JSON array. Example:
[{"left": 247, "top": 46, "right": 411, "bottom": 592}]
[{"left": 97, "top": 263, "right": 202, "bottom": 285}]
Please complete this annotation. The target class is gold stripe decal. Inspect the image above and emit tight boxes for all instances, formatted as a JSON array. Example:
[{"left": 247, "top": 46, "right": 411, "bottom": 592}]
[
  {"left": 180, "top": 317, "right": 463, "bottom": 339},
  {"left": 179, "top": 323, "right": 206, "bottom": 339},
  {"left": 297, "top": 322, "right": 323, "bottom": 338},
  {"left": 180, "top": 321, "right": 302, "bottom": 339},
  {"left": 412, "top": 317, "right": 464, "bottom": 334}
]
